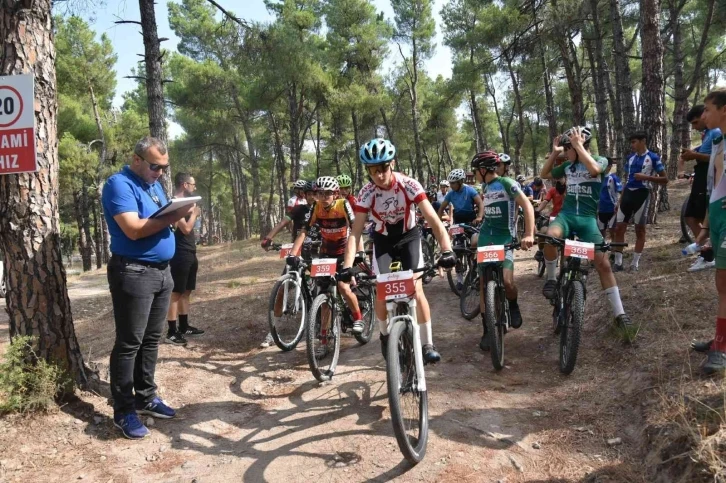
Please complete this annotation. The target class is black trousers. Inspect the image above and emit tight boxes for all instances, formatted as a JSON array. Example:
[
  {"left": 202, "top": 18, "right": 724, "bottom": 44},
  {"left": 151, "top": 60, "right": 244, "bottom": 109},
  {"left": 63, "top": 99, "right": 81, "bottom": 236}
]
[{"left": 107, "top": 257, "right": 173, "bottom": 414}]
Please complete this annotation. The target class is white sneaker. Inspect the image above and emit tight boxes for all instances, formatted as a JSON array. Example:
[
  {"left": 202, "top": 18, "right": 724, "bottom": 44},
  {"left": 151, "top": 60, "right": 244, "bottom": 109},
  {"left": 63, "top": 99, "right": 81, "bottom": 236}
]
[
  {"left": 260, "top": 332, "right": 274, "bottom": 348},
  {"left": 688, "top": 257, "right": 716, "bottom": 272}
]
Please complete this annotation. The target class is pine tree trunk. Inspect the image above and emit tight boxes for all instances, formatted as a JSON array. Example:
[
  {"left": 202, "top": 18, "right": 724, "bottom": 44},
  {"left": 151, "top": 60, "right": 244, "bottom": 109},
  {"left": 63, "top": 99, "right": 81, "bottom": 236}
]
[
  {"left": 533, "top": 12, "right": 557, "bottom": 144},
  {"left": 559, "top": 36, "right": 585, "bottom": 126},
  {"left": 351, "top": 110, "right": 362, "bottom": 188},
  {"left": 73, "top": 191, "right": 92, "bottom": 272},
  {"left": 80, "top": 184, "right": 95, "bottom": 271},
  {"left": 138, "top": 0, "right": 171, "bottom": 195},
  {"left": 0, "top": 0, "right": 87, "bottom": 386},
  {"left": 585, "top": 34, "right": 611, "bottom": 157},
  {"left": 610, "top": 0, "right": 637, "bottom": 168},
  {"left": 469, "top": 88, "right": 485, "bottom": 151},
  {"left": 505, "top": 53, "right": 525, "bottom": 173},
  {"left": 641, "top": 0, "right": 666, "bottom": 223},
  {"left": 588, "top": 0, "right": 617, "bottom": 157},
  {"left": 288, "top": 83, "right": 301, "bottom": 182},
  {"left": 92, "top": 196, "right": 102, "bottom": 269}
]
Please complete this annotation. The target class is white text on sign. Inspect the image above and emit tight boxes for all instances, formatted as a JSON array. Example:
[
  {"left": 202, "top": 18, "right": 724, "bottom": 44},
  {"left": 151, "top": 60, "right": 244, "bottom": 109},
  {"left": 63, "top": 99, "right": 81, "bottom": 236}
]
[
  {"left": 477, "top": 245, "right": 505, "bottom": 263},
  {"left": 564, "top": 240, "right": 595, "bottom": 260},
  {"left": 0, "top": 75, "right": 37, "bottom": 175},
  {"left": 311, "top": 258, "right": 337, "bottom": 277},
  {"left": 376, "top": 270, "right": 415, "bottom": 301}
]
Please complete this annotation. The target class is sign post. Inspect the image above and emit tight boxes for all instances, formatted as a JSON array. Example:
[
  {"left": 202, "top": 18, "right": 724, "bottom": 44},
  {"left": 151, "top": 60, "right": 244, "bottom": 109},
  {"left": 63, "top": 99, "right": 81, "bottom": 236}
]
[{"left": 0, "top": 74, "right": 36, "bottom": 174}]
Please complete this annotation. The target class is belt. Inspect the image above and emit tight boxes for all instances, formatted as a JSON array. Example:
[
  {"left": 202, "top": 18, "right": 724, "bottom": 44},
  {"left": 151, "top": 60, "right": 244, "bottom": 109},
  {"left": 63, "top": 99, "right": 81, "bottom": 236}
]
[{"left": 112, "top": 255, "right": 169, "bottom": 270}]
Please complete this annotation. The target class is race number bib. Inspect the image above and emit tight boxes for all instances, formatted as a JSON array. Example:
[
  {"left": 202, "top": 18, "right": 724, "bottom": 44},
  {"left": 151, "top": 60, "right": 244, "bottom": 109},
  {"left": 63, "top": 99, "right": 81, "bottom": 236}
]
[
  {"left": 279, "top": 243, "right": 293, "bottom": 258},
  {"left": 376, "top": 270, "right": 415, "bottom": 301},
  {"left": 449, "top": 224, "right": 464, "bottom": 236},
  {"left": 477, "top": 245, "right": 505, "bottom": 263},
  {"left": 311, "top": 258, "right": 338, "bottom": 277},
  {"left": 564, "top": 240, "right": 595, "bottom": 260}
]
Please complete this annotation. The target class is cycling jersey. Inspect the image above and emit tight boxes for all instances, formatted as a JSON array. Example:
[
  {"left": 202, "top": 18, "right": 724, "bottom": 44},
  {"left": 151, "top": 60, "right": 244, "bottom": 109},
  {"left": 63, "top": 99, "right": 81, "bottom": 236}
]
[
  {"left": 304, "top": 199, "right": 354, "bottom": 256},
  {"left": 624, "top": 150, "right": 665, "bottom": 190},
  {"left": 707, "top": 134, "right": 726, "bottom": 269},
  {"left": 551, "top": 156, "right": 608, "bottom": 217},
  {"left": 598, "top": 174, "right": 622, "bottom": 213},
  {"left": 544, "top": 186, "right": 564, "bottom": 217},
  {"left": 286, "top": 195, "right": 306, "bottom": 214},
  {"left": 480, "top": 176, "right": 519, "bottom": 237},
  {"left": 286, "top": 204, "right": 310, "bottom": 241},
  {"left": 526, "top": 183, "right": 544, "bottom": 200},
  {"left": 444, "top": 184, "right": 479, "bottom": 220},
  {"left": 355, "top": 172, "right": 427, "bottom": 237}
]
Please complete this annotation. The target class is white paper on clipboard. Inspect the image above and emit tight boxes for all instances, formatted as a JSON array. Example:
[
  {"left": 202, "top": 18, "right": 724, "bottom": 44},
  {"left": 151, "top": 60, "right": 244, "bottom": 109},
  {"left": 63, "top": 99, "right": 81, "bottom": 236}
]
[{"left": 149, "top": 196, "right": 202, "bottom": 219}]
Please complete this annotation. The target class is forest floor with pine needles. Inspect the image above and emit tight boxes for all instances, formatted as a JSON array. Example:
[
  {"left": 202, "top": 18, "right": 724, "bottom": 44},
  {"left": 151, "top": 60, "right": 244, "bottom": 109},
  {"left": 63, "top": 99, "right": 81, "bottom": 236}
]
[{"left": 0, "top": 178, "right": 723, "bottom": 482}]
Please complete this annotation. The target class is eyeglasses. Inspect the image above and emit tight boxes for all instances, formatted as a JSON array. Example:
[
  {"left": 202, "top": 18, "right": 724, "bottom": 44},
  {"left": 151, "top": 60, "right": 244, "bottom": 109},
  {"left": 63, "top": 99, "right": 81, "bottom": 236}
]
[
  {"left": 367, "top": 164, "right": 391, "bottom": 175},
  {"left": 138, "top": 154, "right": 170, "bottom": 172}
]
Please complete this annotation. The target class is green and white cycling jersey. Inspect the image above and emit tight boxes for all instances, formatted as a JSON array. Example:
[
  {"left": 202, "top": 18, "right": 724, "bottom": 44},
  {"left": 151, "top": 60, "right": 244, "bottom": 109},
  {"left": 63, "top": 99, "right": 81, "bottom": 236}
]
[
  {"left": 551, "top": 156, "right": 607, "bottom": 217},
  {"left": 480, "top": 175, "right": 520, "bottom": 237}
]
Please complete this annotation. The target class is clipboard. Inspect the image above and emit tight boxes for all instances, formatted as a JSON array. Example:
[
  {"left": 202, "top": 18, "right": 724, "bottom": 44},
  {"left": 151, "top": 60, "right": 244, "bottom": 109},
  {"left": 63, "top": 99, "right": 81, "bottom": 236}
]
[{"left": 149, "top": 196, "right": 202, "bottom": 219}]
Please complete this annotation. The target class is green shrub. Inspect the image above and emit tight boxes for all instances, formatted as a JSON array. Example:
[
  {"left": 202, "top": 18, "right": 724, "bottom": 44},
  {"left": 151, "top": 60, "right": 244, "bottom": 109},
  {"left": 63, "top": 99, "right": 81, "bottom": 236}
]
[{"left": 0, "top": 336, "right": 67, "bottom": 414}]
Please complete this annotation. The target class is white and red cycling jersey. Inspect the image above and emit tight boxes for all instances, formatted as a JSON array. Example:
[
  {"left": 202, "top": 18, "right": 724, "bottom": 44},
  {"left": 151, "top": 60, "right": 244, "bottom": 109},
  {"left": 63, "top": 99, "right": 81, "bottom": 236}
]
[
  {"left": 355, "top": 172, "right": 427, "bottom": 236},
  {"left": 286, "top": 195, "right": 307, "bottom": 214}
]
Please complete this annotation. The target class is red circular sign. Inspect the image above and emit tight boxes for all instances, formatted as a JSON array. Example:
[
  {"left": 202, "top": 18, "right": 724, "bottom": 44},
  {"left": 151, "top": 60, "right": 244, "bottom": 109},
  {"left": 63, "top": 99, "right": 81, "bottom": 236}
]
[{"left": 0, "top": 85, "right": 24, "bottom": 128}]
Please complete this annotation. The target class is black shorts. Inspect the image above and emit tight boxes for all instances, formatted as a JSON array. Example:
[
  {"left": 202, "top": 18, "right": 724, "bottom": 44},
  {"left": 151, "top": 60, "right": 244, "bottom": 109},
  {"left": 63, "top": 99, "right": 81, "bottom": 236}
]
[
  {"left": 453, "top": 212, "right": 477, "bottom": 225},
  {"left": 597, "top": 211, "right": 616, "bottom": 231},
  {"left": 371, "top": 228, "right": 423, "bottom": 275},
  {"left": 170, "top": 251, "right": 198, "bottom": 293},
  {"left": 616, "top": 189, "right": 651, "bottom": 225},
  {"left": 685, "top": 191, "right": 708, "bottom": 220}
]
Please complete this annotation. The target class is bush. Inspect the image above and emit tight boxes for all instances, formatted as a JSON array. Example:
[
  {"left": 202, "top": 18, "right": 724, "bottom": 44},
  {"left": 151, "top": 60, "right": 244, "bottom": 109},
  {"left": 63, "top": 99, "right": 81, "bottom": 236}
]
[{"left": 0, "top": 336, "right": 68, "bottom": 414}]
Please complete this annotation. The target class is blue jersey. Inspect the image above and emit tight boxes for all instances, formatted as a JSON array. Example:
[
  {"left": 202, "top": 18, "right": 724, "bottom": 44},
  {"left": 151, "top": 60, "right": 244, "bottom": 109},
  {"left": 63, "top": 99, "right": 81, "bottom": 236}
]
[
  {"left": 624, "top": 150, "right": 665, "bottom": 190},
  {"left": 527, "top": 182, "right": 544, "bottom": 200},
  {"left": 444, "top": 184, "right": 479, "bottom": 218},
  {"left": 598, "top": 174, "right": 622, "bottom": 213}
]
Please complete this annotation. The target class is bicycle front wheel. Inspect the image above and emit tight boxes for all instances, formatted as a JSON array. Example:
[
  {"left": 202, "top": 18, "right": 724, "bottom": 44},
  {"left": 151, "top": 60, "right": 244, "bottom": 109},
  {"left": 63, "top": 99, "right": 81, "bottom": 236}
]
[
  {"left": 306, "top": 293, "right": 341, "bottom": 382},
  {"left": 354, "top": 282, "right": 376, "bottom": 345},
  {"left": 459, "top": 268, "right": 481, "bottom": 320},
  {"left": 485, "top": 279, "right": 505, "bottom": 370},
  {"left": 560, "top": 281, "right": 584, "bottom": 375},
  {"left": 267, "top": 274, "right": 306, "bottom": 351},
  {"left": 387, "top": 321, "right": 429, "bottom": 464}
]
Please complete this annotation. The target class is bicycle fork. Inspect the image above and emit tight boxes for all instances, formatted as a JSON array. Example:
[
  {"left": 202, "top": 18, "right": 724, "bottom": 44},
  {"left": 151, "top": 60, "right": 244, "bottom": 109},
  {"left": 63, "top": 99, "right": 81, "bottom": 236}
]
[
  {"left": 386, "top": 299, "right": 427, "bottom": 393},
  {"left": 283, "top": 271, "right": 304, "bottom": 313}
]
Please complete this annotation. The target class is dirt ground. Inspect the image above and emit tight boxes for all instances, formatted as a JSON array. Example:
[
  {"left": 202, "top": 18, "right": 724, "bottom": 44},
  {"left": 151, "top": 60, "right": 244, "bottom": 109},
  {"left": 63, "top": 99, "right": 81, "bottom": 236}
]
[{"left": 0, "top": 180, "right": 722, "bottom": 482}]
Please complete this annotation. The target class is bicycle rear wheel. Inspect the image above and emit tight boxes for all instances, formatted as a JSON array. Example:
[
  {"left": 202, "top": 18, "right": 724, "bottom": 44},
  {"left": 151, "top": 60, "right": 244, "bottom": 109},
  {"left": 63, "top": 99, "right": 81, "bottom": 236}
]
[
  {"left": 354, "top": 282, "right": 376, "bottom": 344},
  {"left": 306, "top": 294, "right": 341, "bottom": 382},
  {"left": 485, "top": 279, "right": 505, "bottom": 370},
  {"left": 459, "top": 268, "right": 481, "bottom": 320},
  {"left": 267, "top": 274, "right": 306, "bottom": 351},
  {"left": 421, "top": 239, "right": 435, "bottom": 285},
  {"left": 386, "top": 320, "right": 429, "bottom": 464},
  {"left": 559, "top": 281, "right": 584, "bottom": 375},
  {"left": 447, "top": 253, "right": 469, "bottom": 296}
]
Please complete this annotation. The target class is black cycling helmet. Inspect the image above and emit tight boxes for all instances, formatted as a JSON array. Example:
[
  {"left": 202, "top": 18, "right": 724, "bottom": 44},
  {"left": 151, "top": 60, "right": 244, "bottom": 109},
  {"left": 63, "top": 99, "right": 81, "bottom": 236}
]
[{"left": 471, "top": 150, "right": 501, "bottom": 171}]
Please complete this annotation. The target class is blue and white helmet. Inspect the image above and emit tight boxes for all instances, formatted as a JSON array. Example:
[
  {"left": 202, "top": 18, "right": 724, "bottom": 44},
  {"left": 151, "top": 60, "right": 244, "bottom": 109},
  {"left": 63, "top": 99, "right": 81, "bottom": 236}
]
[
  {"left": 360, "top": 138, "right": 396, "bottom": 165},
  {"left": 498, "top": 153, "right": 511, "bottom": 164},
  {"left": 447, "top": 169, "right": 467, "bottom": 183}
]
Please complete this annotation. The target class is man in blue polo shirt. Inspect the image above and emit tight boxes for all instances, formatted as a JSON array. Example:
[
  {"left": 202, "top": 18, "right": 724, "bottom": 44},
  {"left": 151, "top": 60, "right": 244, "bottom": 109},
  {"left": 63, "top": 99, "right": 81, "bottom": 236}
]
[
  {"left": 102, "top": 136, "right": 195, "bottom": 440},
  {"left": 613, "top": 131, "right": 668, "bottom": 271},
  {"left": 437, "top": 168, "right": 484, "bottom": 225}
]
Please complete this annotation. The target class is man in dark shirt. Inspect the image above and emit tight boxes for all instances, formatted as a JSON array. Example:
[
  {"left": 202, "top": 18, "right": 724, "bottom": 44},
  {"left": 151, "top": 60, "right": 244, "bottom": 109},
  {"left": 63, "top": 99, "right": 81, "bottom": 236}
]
[
  {"left": 166, "top": 173, "right": 204, "bottom": 344},
  {"left": 102, "top": 136, "right": 195, "bottom": 439}
]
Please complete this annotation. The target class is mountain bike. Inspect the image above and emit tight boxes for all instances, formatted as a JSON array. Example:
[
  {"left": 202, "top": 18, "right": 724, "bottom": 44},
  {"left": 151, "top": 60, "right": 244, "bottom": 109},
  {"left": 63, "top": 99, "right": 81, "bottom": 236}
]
[
  {"left": 535, "top": 214, "right": 556, "bottom": 278},
  {"left": 306, "top": 258, "right": 377, "bottom": 382},
  {"left": 537, "top": 234, "right": 627, "bottom": 374},
  {"left": 459, "top": 247, "right": 480, "bottom": 320},
  {"left": 478, "top": 241, "right": 521, "bottom": 370},
  {"left": 267, "top": 242, "right": 320, "bottom": 351},
  {"left": 417, "top": 217, "right": 437, "bottom": 285},
  {"left": 361, "top": 262, "right": 439, "bottom": 464},
  {"left": 447, "top": 223, "right": 479, "bottom": 296}
]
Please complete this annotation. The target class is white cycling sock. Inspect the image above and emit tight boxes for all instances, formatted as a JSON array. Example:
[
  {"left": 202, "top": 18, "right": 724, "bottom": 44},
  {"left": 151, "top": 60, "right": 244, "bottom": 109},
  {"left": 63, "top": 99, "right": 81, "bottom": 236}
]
[
  {"left": 420, "top": 321, "right": 433, "bottom": 346},
  {"left": 604, "top": 286, "right": 625, "bottom": 317},
  {"left": 546, "top": 260, "right": 557, "bottom": 281},
  {"left": 632, "top": 252, "right": 641, "bottom": 267},
  {"left": 614, "top": 252, "right": 623, "bottom": 265},
  {"left": 378, "top": 318, "right": 389, "bottom": 336}
]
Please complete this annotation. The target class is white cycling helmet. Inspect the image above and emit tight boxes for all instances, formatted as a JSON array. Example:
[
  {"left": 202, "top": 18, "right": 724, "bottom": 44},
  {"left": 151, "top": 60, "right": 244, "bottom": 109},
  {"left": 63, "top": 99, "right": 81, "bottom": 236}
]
[
  {"left": 439, "top": 180, "right": 450, "bottom": 187},
  {"left": 315, "top": 176, "right": 339, "bottom": 191},
  {"left": 560, "top": 126, "right": 593, "bottom": 146},
  {"left": 498, "top": 153, "right": 511, "bottom": 164},
  {"left": 447, "top": 169, "right": 467, "bottom": 183},
  {"left": 293, "top": 179, "right": 308, "bottom": 190},
  {"left": 516, "top": 175, "right": 526, "bottom": 183}
]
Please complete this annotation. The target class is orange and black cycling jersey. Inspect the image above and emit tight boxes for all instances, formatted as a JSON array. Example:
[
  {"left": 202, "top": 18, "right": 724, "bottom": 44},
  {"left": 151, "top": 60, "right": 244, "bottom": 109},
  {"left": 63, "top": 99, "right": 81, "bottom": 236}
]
[{"left": 304, "top": 199, "right": 354, "bottom": 256}]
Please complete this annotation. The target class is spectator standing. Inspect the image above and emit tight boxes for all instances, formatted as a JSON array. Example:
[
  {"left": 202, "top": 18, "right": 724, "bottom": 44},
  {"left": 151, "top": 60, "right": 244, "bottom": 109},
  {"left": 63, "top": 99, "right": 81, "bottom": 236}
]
[
  {"left": 102, "top": 136, "right": 195, "bottom": 439},
  {"left": 166, "top": 172, "right": 204, "bottom": 345}
]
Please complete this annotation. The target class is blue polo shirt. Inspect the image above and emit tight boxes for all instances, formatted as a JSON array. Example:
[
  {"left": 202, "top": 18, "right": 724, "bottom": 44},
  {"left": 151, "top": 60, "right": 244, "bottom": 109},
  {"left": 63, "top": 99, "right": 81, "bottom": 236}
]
[
  {"left": 444, "top": 184, "right": 478, "bottom": 218},
  {"left": 624, "top": 150, "right": 665, "bottom": 190},
  {"left": 102, "top": 165, "right": 175, "bottom": 263}
]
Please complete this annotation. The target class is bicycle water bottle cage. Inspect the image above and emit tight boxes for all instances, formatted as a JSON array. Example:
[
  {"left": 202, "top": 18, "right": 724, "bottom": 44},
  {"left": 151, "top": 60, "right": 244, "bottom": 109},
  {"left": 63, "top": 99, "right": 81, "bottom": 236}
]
[{"left": 389, "top": 261, "right": 403, "bottom": 273}]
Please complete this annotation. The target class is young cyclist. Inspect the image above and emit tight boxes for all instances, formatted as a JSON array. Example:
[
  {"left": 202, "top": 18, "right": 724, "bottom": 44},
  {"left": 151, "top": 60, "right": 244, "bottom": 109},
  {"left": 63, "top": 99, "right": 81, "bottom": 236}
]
[
  {"left": 497, "top": 154, "right": 512, "bottom": 177},
  {"left": 690, "top": 88, "right": 726, "bottom": 374},
  {"left": 287, "top": 179, "right": 309, "bottom": 214},
  {"left": 339, "top": 138, "right": 457, "bottom": 363},
  {"left": 534, "top": 175, "right": 566, "bottom": 261},
  {"left": 286, "top": 177, "right": 365, "bottom": 345},
  {"left": 437, "top": 168, "right": 484, "bottom": 225},
  {"left": 597, "top": 161, "right": 622, "bottom": 241},
  {"left": 471, "top": 151, "right": 535, "bottom": 351},
  {"left": 527, "top": 177, "right": 546, "bottom": 202},
  {"left": 336, "top": 174, "right": 357, "bottom": 208},
  {"left": 261, "top": 181, "right": 316, "bottom": 248},
  {"left": 612, "top": 131, "right": 668, "bottom": 271},
  {"left": 437, "top": 180, "right": 450, "bottom": 204},
  {"left": 540, "top": 126, "right": 633, "bottom": 333}
]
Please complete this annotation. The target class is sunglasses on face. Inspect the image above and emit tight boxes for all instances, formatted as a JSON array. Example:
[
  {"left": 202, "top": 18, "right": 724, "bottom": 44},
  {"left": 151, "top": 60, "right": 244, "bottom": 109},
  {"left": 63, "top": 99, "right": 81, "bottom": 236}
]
[
  {"left": 367, "top": 164, "right": 391, "bottom": 175},
  {"left": 138, "top": 155, "right": 170, "bottom": 172}
]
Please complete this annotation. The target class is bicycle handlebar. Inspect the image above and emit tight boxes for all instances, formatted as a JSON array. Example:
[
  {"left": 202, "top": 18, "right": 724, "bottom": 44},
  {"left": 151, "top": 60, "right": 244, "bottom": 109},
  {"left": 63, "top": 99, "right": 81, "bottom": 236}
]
[
  {"left": 536, "top": 234, "right": 628, "bottom": 251},
  {"left": 356, "top": 264, "right": 437, "bottom": 281},
  {"left": 271, "top": 240, "right": 322, "bottom": 251}
]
